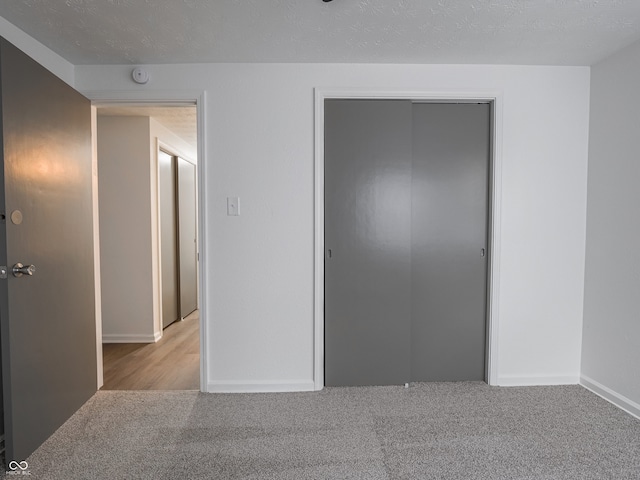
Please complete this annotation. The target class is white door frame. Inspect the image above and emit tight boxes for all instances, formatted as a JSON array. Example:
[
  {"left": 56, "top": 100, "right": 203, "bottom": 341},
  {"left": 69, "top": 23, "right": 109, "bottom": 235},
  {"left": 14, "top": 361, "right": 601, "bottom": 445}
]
[
  {"left": 314, "top": 88, "right": 504, "bottom": 389},
  {"left": 87, "top": 89, "right": 208, "bottom": 392}
]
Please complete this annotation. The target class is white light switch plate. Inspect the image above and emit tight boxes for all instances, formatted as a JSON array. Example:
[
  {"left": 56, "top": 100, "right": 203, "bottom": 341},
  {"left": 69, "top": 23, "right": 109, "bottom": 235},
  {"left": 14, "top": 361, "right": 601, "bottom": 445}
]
[{"left": 227, "top": 196, "right": 240, "bottom": 216}]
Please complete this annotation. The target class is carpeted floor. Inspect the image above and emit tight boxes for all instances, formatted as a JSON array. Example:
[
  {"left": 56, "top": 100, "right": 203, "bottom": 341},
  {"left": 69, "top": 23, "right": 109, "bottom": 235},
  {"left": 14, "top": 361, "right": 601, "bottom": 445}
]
[{"left": 11, "top": 383, "right": 640, "bottom": 479}]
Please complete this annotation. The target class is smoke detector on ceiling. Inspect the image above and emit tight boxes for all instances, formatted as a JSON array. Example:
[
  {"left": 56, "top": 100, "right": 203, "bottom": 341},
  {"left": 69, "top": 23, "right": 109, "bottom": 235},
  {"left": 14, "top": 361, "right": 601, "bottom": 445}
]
[{"left": 131, "top": 67, "right": 150, "bottom": 85}]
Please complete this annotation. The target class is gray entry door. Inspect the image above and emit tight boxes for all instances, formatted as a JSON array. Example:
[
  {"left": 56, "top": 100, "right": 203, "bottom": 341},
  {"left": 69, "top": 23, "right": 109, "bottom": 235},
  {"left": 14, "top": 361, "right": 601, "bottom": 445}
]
[
  {"left": 177, "top": 158, "right": 197, "bottom": 318},
  {"left": 0, "top": 38, "right": 97, "bottom": 462},
  {"left": 410, "top": 103, "right": 490, "bottom": 381},
  {"left": 159, "top": 150, "right": 180, "bottom": 328},
  {"left": 324, "top": 100, "right": 413, "bottom": 387},
  {"left": 324, "top": 100, "right": 489, "bottom": 387}
]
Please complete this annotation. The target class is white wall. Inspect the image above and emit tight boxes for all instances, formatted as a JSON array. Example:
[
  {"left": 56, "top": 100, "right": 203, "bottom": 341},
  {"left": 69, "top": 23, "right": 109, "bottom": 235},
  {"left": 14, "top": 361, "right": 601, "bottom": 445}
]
[
  {"left": 581, "top": 39, "right": 640, "bottom": 417},
  {"left": 0, "top": 15, "right": 74, "bottom": 86},
  {"left": 78, "top": 63, "right": 590, "bottom": 391},
  {"left": 98, "top": 116, "right": 157, "bottom": 342}
]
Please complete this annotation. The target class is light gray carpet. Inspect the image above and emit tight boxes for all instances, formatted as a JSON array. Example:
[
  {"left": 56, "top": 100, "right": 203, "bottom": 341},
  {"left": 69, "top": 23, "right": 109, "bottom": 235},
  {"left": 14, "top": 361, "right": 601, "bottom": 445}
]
[{"left": 12, "top": 383, "right": 640, "bottom": 479}]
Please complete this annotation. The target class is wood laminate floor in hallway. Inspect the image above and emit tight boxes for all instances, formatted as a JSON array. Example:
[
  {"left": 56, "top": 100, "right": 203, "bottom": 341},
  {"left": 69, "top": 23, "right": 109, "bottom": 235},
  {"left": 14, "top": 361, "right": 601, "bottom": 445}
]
[{"left": 101, "top": 310, "right": 199, "bottom": 390}]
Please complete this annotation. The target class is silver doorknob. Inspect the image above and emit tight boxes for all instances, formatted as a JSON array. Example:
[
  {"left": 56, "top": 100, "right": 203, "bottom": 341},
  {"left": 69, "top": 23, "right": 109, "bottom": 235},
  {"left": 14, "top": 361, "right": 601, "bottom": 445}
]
[{"left": 12, "top": 263, "right": 36, "bottom": 277}]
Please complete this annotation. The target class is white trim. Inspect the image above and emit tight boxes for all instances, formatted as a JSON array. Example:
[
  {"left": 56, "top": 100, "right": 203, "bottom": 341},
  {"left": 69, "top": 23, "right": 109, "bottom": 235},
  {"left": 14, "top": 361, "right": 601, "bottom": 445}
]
[
  {"left": 313, "top": 88, "right": 325, "bottom": 391},
  {"left": 581, "top": 375, "right": 640, "bottom": 420},
  {"left": 497, "top": 374, "right": 580, "bottom": 386},
  {"left": 91, "top": 105, "right": 104, "bottom": 389},
  {"left": 486, "top": 96, "right": 503, "bottom": 387},
  {"left": 87, "top": 89, "right": 204, "bottom": 105},
  {"left": 152, "top": 137, "right": 163, "bottom": 340},
  {"left": 314, "top": 88, "right": 504, "bottom": 390},
  {"left": 196, "top": 91, "right": 209, "bottom": 393},
  {"left": 86, "top": 89, "right": 209, "bottom": 393},
  {"left": 103, "top": 332, "right": 162, "bottom": 344},
  {"left": 207, "top": 380, "right": 316, "bottom": 393}
]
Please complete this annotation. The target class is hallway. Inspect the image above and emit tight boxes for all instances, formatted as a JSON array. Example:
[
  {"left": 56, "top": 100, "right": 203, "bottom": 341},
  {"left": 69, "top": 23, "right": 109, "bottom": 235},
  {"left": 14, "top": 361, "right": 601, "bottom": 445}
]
[{"left": 101, "top": 311, "right": 199, "bottom": 390}]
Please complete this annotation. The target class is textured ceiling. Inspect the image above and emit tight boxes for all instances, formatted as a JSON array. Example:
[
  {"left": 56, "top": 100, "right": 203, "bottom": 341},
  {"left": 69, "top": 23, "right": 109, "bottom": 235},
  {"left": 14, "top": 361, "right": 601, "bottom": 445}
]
[
  {"left": 98, "top": 106, "right": 197, "bottom": 150},
  {"left": 1, "top": 1, "right": 640, "bottom": 66}
]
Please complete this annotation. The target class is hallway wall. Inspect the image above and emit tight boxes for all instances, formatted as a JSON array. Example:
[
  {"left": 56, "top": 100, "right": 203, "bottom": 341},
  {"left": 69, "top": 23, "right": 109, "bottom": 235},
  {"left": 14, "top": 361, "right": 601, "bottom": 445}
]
[{"left": 98, "top": 116, "right": 156, "bottom": 342}]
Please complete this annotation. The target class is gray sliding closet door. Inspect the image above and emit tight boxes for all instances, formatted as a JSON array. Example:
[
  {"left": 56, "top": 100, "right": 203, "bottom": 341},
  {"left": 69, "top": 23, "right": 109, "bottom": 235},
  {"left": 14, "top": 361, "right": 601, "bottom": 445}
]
[
  {"left": 178, "top": 157, "right": 198, "bottom": 318},
  {"left": 410, "top": 103, "right": 490, "bottom": 381},
  {"left": 324, "top": 100, "right": 490, "bottom": 387},
  {"left": 324, "top": 99, "right": 413, "bottom": 387}
]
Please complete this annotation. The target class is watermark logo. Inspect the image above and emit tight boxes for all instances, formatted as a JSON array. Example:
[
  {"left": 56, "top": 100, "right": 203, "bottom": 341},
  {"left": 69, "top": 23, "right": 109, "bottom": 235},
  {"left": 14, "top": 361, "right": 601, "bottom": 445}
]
[{"left": 6, "top": 460, "right": 31, "bottom": 476}]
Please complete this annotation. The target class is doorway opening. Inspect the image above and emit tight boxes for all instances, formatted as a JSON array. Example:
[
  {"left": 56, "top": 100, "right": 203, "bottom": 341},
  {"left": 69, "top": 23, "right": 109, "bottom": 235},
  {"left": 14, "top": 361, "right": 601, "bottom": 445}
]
[{"left": 95, "top": 104, "right": 201, "bottom": 390}]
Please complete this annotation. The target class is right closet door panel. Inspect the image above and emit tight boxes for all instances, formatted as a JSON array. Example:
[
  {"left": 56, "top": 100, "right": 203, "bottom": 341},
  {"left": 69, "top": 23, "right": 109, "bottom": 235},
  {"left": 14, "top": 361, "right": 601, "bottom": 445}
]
[
  {"left": 178, "top": 157, "right": 198, "bottom": 318},
  {"left": 410, "top": 103, "right": 490, "bottom": 382}
]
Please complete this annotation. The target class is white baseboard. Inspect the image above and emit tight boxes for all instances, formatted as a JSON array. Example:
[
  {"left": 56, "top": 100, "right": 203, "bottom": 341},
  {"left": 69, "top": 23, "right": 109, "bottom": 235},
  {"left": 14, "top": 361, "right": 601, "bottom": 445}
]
[
  {"left": 102, "top": 332, "right": 162, "bottom": 343},
  {"left": 580, "top": 375, "right": 640, "bottom": 420},
  {"left": 497, "top": 374, "right": 579, "bottom": 386},
  {"left": 206, "top": 380, "right": 316, "bottom": 393}
]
